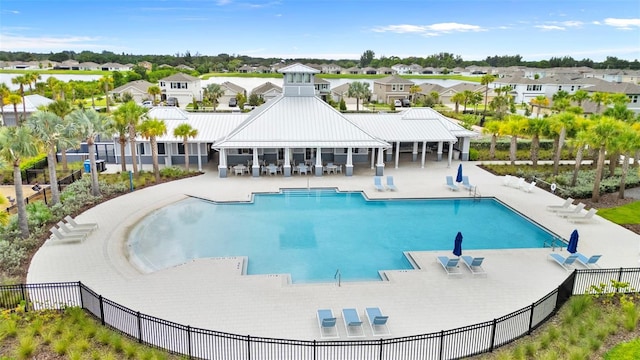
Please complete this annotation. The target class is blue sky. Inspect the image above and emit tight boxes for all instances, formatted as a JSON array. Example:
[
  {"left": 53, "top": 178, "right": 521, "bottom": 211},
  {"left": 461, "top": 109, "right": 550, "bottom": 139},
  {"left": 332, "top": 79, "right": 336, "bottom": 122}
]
[{"left": 1, "top": 0, "right": 639, "bottom": 61}]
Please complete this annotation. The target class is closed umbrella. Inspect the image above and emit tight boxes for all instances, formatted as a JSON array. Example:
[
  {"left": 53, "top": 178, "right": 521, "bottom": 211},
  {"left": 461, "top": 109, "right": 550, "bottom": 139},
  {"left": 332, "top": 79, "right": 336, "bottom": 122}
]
[
  {"left": 453, "top": 231, "right": 463, "bottom": 257},
  {"left": 567, "top": 229, "right": 579, "bottom": 254},
  {"left": 456, "top": 164, "right": 463, "bottom": 183}
]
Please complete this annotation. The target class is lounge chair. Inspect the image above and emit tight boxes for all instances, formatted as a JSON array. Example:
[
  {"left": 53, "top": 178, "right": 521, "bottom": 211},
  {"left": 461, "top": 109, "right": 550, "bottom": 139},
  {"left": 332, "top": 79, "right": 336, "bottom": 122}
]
[
  {"left": 317, "top": 309, "right": 339, "bottom": 339},
  {"left": 461, "top": 256, "right": 486, "bottom": 276},
  {"left": 436, "top": 256, "right": 462, "bottom": 276},
  {"left": 374, "top": 176, "right": 386, "bottom": 191},
  {"left": 342, "top": 308, "right": 365, "bottom": 338},
  {"left": 49, "top": 227, "right": 86, "bottom": 243},
  {"left": 365, "top": 307, "right": 390, "bottom": 336},
  {"left": 445, "top": 176, "right": 459, "bottom": 191},
  {"left": 548, "top": 253, "right": 578, "bottom": 271},
  {"left": 56, "top": 221, "right": 91, "bottom": 237},
  {"left": 555, "top": 203, "right": 586, "bottom": 217},
  {"left": 64, "top": 215, "right": 98, "bottom": 231},
  {"left": 502, "top": 175, "right": 513, "bottom": 186},
  {"left": 510, "top": 177, "right": 525, "bottom": 189},
  {"left": 386, "top": 176, "right": 398, "bottom": 191},
  {"left": 546, "top": 198, "right": 575, "bottom": 212},
  {"left": 522, "top": 181, "right": 536, "bottom": 193},
  {"left": 566, "top": 208, "right": 598, "bottom": 223},
  {"left": 575, "top": 253, "right": 602, "bottom": 268},
  {"left": 461, "top": 176, "right": 474, "bottom": 191}
]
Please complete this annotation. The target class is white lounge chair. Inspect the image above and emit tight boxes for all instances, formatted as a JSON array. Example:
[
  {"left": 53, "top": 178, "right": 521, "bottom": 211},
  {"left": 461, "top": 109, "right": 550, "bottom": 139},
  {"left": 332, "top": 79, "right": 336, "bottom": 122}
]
[
  {"left": 510, "top": 177, "right": 525, "bottom": 189},
  {"left": 365, "top": 307, "right": 390, "bottom": 336},
  {"left": 575, "top": 253, "right": 602, "bottom": 268},
  {"left": 436, "top": 256, "right": 462, "bottom": 276},
  {"left": 566, "top": 208, "right": 598, "bottom": 223},
  {"left": 374, "top": 176, "right": 386, "bottom": 191},
  {"left": 522, "top": 181, "right": 536, "bottom": 193},
  {"left": 445, "top": 176, "right": 459, "bottom": 191},
  {"left": 342, "top": 308, "right": 365, "bottom": 338},
  {"left": 555, "top": 203, "right": 586, "bottom": 217},
  {"left": 49, "top": 227, "right": 86, "bottom": 243},
  {"left": 461, "top": 176, "right": 474, "bottom": 191},
  {"left": 548, "top": 253, "right": 578, "bottom": 271},
  {"left": 317, "top": 309, "right": 339, "bottom": 339},
  {"left": 502, "top": 175, "right": 513, "bottom": 186},
  {"left": 56, "top": 221, "right": 91, "bottom": 237},
  {"left": 461, "top": 256, "right": 486, "bottom": 276},
  {"left": 64, "top": 215, "right": 98, "bottom": 231},
  {"left": 386, "top": 176, "right": 398, "bottom": 191},
  {"left": 546, "top": 198, "right": 575, "bottom": 212}
]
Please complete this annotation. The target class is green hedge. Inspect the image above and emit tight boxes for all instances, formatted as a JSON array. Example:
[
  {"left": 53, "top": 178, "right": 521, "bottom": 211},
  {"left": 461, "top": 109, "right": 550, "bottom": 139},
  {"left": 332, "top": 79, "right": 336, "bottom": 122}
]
[{"left": 471, "top": 139, "right": 556, "bottom": 151}]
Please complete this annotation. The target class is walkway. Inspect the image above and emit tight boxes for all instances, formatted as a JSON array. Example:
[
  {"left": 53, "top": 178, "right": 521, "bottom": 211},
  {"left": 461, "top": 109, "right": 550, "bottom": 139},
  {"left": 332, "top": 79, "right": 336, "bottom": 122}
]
[{"left": 27, "top": 158, "right": 640, "bottom": 340}]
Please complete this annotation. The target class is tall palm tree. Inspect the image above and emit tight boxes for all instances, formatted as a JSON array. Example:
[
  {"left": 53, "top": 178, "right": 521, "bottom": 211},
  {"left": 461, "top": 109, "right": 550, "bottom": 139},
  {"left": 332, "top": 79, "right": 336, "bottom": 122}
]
[
  {"left": 68, "top": 109, "right": 115, "bottom": 196},
  {"left": 11, "top": 75, "right": 29, "bottom": 122},
  {"left": 546, "top": 112, "right": 577, "bottom": 176},
  {"left": 569, "top": 117, "right": 591, "bottom": 186},
  {"left": 469, "top": 92, "right": 483, "bottom": 115},
  {"left": 25, "top": 71, "right": 41, "bottom": 92},
  {"left": 530, "top": 95, "right": 549, "bottom": 118},
  {"left": 461, "top": 90, "right": 474, "bottom": 112},
  {"left": 7, "top": 93, "right": 22, "bottom": 125},
  {"left": 112, "top": 108, "right": 130, "bottom": 172},
  {"left": 47, "top": 100, "right": 74, "bottom": 171},
  {"left": 0, "top": 83, "right": 10, "bottom": 120},
  {"left": 584, "top": 116, "right": 623, "bottom": 202},
  {"left": 139, "top": 118, "right": 167, "bottom": 183},
  {"left": 346, "top": 81, "right": 371, "bottom": 111},
  {"left": 46, "top": 76, "right": 60, "bottom": 99},
  {"left": 525, "top": 117, "right": 547, "bottom": 168},
  {"left": 0, "top": 126, "right": 40, "bottom": 238},
  {"left": 173, "top": 123, "right": 198, "bottom": 171},
  {"left": 204, "top": 83, "right": 225, "bottom": 111},
  {"left": 26, "top": 110, "right": 66, "bottom": 205},
  {"left": 450, "top": 92, "right": 465, "bottom": 113},
  {"left": 409, "top": 84, "right": 422, "bottom": 102},
  {"left": 482, "top": 120, "right": 502, "bottom": 159},
  {"left": 480, "top": 74, "right": 496, "bottom": 115},
  {"left": 98, "top": 75, "right": 114, "bottom": 113},
  {"left": 501, "top": 115, "right": 528, "bottom": 165},
  {"left": 590, "top": 92, "right": 610, "bottom": 114},
  {"left": 614, "top": 124, "right": 640, "bottom": 199},
  {"left": 570, "top": 89, "right": 589, "bottom": 108},
  {"left": 114, "top": 101, "right": 147, "bottom": 175},
  {"left": 147, "top": 85, "right": 161, "bottom": 104}
]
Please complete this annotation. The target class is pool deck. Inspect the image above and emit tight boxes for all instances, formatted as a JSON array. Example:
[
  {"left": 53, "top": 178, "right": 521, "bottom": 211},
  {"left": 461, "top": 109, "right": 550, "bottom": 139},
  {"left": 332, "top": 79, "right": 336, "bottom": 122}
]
[{"left": 27, "top": 159, "right": 640, "bottom": 340}]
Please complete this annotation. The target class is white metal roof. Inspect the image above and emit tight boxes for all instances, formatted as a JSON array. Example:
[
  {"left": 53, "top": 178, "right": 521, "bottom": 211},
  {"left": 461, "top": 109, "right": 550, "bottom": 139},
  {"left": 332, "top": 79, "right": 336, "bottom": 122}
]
[
  {"left": 346, "top": 114, "right": 458, "bottom": 142},
  {"left": 401, "top": 108, "right": 479, "bottom": 138}
]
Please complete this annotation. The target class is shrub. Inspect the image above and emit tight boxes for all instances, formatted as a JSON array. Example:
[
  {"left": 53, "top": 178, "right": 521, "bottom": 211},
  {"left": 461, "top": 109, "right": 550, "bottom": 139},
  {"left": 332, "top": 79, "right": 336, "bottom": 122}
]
[{"left": 468, "top": 148, "right": 479, "bottom": 161}]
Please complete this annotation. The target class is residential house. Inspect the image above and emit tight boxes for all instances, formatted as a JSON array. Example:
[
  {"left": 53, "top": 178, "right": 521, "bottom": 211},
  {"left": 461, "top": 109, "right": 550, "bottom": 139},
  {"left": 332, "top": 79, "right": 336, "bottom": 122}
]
[
  {"left": 439, "top": 83, "right": 487, "bottom": 111},
  {"left": 416, "top": 83, "right": 446, "bottom": 102},
  {"left": 373, "top": 75, "right": 414, "bottom": 104},
  {"left": 255, "top": 65, "right": 272, "bottom": 74},
  {"left": 251, "top": 82, "right": 282, "bottom": 102},
  {"left": 583, "top": 82, "right": 640, "bottom": 113},
  {"left": 221, "top": 81, "right": 247, "bottom": 104},
  {"left": 1, "top": 94, "right": 53, "bottom": 126},
  {"left": 176, "top": 64, "right": 194, "bottom": 71},
  {"left": 79, "top": 62, "right": 100, "bottom": 71},
  {"left": 158, "top": 73, "right": 202, "bottom": 107},
  {"left": 54, "top": 60, "right": 80, "bottom": 70},
  {"left": 110, "top": 80, "right": 155, "bottom": 104},
  {"left": 362, "top": 67, "right": 378, "bottom": 75},
  {"left": 344, "top": 67, "right": 361, "bottom": 75},
  {"left": 238, "top": 65, "right": 254, "bottom": 73},
  {"left": 377, "top": 67, "right": 395, "bottom": 75},
  {"left": 100, "top": 63, "right": 131, "bottom": 71},
  {"left": 408, "top": 64, "right": 424, "bottom": 74},
  {"left": 330, "top": 83, "right": 356, "bottom": 105},
  {"left": 391, "top": 64, "right": 411, "bottom": 74},
  {"left": 321, "top": 63, "right": 342, "bottom": 74},
  {"left": 313, "top": 76, "right": 331, "bottom": 100}
]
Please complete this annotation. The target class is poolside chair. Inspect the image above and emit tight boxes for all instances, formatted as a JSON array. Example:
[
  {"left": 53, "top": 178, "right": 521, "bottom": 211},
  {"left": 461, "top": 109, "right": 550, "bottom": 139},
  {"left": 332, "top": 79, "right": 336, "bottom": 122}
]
[
  {"left": 555, "top": 203, "right": 586, "bottom": 217},
  {"left": 317, "top": 309, "right": 339, "bottom": 339},
  {"left": 49, "top": 227, "right": 86, "bottom": 243},
  {"left": 546, "top": 198, "right": 575, "bottom": 212},
  {"left": 461, "top": 256, "right": 486, "bottom": 276},
  {"left": 522, "top": 181, "right": 536, "bottom": 193},
  {"left": 445, "top": 176, "right": 459, "bottom": 191},
  {"left": 342, "top": 308, "right": 365, "bottom": 338},
  {"left": 502, "top": 174, "right": 513, "bottom": 186},
  {"left": 575, "top": 253, "right": 602, "bottom": 268},
  {"left": 436, "top": 256, "right": 462, "bottom": 276},
  {"left": 374, "top": 176, "right": 386, "bottom": 191},
  {"left": 566, "top": 208, "right": 598, "bottom": 223},
  {"left": 64, "top": 215, "right": 98, "bottom": 231},
  {"left": 461, "top": 176, "right": 474, "bottom": 191},
  {"left": 365, "top": 307, "right": 390, "bottom": 336},
  {"left": 548, "top": 253, "right": 578, "bottom": 271},
  {"left": 56, "top": 221, "right": 91, "bottom": 237},
  {"left": 386, "top": 176, "right": 398, "bottom": 191},
  {"left": 510, "top": 177, "right": 525, "bottom": 189}
]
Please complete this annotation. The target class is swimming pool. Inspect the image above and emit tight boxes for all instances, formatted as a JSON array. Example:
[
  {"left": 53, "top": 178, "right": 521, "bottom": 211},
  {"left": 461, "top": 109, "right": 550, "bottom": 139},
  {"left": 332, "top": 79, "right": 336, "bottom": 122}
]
[{"left": 128, "top": 189, "right": 557, "bottom": 283}]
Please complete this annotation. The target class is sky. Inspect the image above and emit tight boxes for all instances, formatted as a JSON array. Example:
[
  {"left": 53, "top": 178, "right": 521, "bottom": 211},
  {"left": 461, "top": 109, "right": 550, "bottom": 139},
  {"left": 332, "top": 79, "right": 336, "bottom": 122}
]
[{"left": 1, "top": 0, "right": 639, "bottom": 62}]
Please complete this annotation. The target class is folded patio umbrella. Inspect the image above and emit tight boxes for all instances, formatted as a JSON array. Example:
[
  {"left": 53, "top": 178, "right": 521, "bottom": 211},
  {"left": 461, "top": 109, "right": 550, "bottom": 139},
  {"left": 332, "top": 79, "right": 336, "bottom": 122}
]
[
  {"left": 453, "top": 231, "right": 463, "bottom": 257},
  {"left": 567, "top": 229, "right": 579, "bottom": 254},
  {"left": 456, "top": 164, "right": 463, "bottom": 183}
]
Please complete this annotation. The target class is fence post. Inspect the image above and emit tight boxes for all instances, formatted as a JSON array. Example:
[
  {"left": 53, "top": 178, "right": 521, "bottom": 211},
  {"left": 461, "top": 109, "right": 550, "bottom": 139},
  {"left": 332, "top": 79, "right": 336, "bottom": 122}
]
[
  {"left": 78, "top": 282, "right": 84, "bottom": 309},
  {"left": 43, "top": 188, "right": 48, "bottom": 205},
  {"left": 187, "top": 325, "right": 192, "bottom": 359},
  {"left": 438, "top": 330, "right": 444, "bottom": 360},
  {"left": 489, "top": 318, "right": 497, "bottom": 352},
  {"left": 20, "top": 284, "right": 28, "bottom": 312},
  {"left": 527, "top": 303, "right": 535, "bottom": 335},
  {"left": 137, "top": 311, "right": 143, "bottom": 343},
  {"left": 378, "top": 338, "right": 384, "bottom": 360},
  {"left": 247, "top": 335, "right": 251, "bottom": 360},
  {"left": 313, "top": 339, "right": 317, "bottom": 360},
  {"left": 618, "top": 268, "right": 623, "bottom": 292},
  {"left": 99, "top": 295, "right": 105, "bottom": 325}
]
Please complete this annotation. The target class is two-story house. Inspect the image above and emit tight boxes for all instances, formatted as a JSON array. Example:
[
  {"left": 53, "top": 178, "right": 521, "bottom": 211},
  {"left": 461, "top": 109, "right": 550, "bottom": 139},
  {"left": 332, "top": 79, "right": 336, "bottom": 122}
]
[
  {"left": 373, "top": 75, "right": 414, "bottom": 104},
  {"left": 391, "top": 64, "right": 411, "bottom": 74},
  {"left": 110, "top": 80, "right": 155, "bottom": 104},
  {"left": 158, "top": 73, "right": 202, "bottom": 107}
]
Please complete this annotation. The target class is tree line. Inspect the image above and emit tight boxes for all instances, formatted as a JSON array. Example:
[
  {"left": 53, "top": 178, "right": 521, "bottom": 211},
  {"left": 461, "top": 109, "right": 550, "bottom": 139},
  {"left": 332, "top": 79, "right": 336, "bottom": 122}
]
[{"left": 1, "top": 50, "right": 639, "bottom": 73}]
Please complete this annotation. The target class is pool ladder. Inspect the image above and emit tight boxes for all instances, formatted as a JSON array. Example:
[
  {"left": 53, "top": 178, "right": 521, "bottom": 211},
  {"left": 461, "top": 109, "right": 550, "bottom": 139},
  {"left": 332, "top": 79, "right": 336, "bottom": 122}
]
[
  {"left": 544, "top": 237, "right": 564, "bottom": 251},
  {"left": 334, "top": 269, "right": 341, "bottom": 287},
  {"left": 471, "top": 186, "right": 481, "bottom": 201}
]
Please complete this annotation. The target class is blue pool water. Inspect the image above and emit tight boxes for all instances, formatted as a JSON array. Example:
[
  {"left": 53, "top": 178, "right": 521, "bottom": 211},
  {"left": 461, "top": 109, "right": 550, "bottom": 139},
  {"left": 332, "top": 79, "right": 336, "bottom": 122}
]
[{"left": 128, "top": 189, "right": 556, "bottom": 283}]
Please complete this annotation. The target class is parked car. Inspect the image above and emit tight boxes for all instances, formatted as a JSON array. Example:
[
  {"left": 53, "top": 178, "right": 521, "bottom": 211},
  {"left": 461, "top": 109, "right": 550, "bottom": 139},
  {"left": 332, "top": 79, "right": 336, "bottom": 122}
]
[
  {"left": 166, "top": 97, "right": 178, "bottom": 107},
  {"left": 141, "top": 100, "right": 153, "bottom": 108},
  {"left": 229, "top": 98, "right": 237, "bottom": 107},
  {"left": 394, "top": 99, "right": 402, "bottom": 107},
  {"left": 402, "top": 99, "right": 411, "bottom": 107}
]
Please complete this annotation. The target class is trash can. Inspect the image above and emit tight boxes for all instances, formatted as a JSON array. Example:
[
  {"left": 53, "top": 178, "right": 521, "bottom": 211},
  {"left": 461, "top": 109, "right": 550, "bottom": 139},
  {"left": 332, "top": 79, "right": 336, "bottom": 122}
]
[
  {"left": 95, "top": 159, "right": 106, "bottom": 172},
  {"left": 83, "top": 159, "right": 91, "bottom": 173}
]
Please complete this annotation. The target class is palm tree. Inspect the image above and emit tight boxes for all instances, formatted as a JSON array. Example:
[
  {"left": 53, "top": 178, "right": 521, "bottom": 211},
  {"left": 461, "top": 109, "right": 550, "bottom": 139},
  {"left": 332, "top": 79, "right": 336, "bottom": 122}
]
[
  {"left": 409, "top": 84, "right": 422, "bottom": 102},
  {"left": 26, "top": 110, "right": 66, "bottom": 205},
  {"left": 530, "top": 95, "right": 549, "bottom": 118},
  {"left": 480, "top": 74, "right": 496, "bottom": 115},
  {"left": 7, "top": 93, "right": 22, "bottom": 125},
  {"left": 489, "top": 93, "right": 510, "bottom": 119},
  {"left": 114, "top": 101, "right": 147, "bottom": 175},
  {"left": 147, "top": 85, "right": 161, "bottom": 104},
  {"left": 501, "top": 115, "right": 528, "bottom": 165},
  {"left": 546, "top": 112, "right": 577, "bottom": 176},
  {"left": 11, "top": 75, "right": 29, "bottom": 122},
  {"left": 551, "top": 98, "right": 570, "bottom": 113},
  {"left": 98, "top": 75, "right": 114, "bottom": 112},
  {"left": 138, "top": 118, "right": 167, "bottom": 183},
  {"left": 25, "top": 71, "right": 41, "bottom": 92},
  {"left": 429, "top": 91, "right": 440, "bottom": 105},
  {"left": 614, "top": 124, "right": 640, "bottom": 199},
  {"left": 0, "top": 83, "right": 10, "bottom": 120},
  {"left": 0, "top": 126, "right": 40, "bottom": 238},
  {"left": 0, "top": 195, "right": 8, "bottom": 226},
  {"left": 450, "top": 92, "right": 465, "bottom": 113},
  {"left": 569, "top": 117, "right": 591, "bottom": 186},
  {"left": 570, "top": 89, "right": 589, "bottom": 108},
  {"left": 46, "top": 76, "right": 60, "bottom": 99},
  {"left": 590, "top": 92, "right": 610, "bottom": 114},
  {"left": 482, "top": 120, "right": 502, "bottom": 159},
  {"left": 173, "top": 123, "right": 198, "bottom": 171},
  {"left": 68, "top": 109, "right": 115, "bottom": 196},
  {"left": 346, "top": 81, "right": 371, "bottom": 111},
  {"left": 469, "top": 92, "right": 483, "bottom": 115},
  {"left": 47, "top": 100, "right": 74, "bottom": 171},
  {"left": 525, "top": 117, "right": 547, "bottom": 168},
  {"left": 204, "top": 83, "right": 225, "bottom": 111},
  {"left": 112, "top": 108, "right": 130, "bottom": 172},
  {"left": 584, "top": 116, "right": 623, "bottom": 202},
  {"left": 461, "top": 90, "right": 474, "bottom": 112}
]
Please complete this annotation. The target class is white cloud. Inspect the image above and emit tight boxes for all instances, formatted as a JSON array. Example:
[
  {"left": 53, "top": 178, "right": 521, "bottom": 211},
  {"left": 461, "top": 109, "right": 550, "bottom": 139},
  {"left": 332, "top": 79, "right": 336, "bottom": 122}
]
[
  {"left": 592, "top": 21, "right": 601, "bottom": 25},
  {"left": 561, "top": 21, "right": 583, "bottom": 27},
  {"left": 1, "top": 9, "right": 19, "bottom": 14},
  {"left": 216, "top": 0, "right": 232, "bottom": 5},
  {"left": 603, "top": 18, "right": 640, "bottom": 30},
  {"left": 535, "top": 25, "right": 565, "bottom": 31},
  {"left": 372, "top": 22, "right": 484, "bottom": 36},
  {"left": 0, "top": 33, "right": 109, "bottom": 51}
]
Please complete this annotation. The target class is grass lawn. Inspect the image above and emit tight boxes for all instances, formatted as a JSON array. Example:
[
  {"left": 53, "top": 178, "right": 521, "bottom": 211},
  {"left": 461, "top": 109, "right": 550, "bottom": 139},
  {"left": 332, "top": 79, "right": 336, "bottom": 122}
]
[{"left": 597, "top": 201, "right": 640, "bottom": 225}]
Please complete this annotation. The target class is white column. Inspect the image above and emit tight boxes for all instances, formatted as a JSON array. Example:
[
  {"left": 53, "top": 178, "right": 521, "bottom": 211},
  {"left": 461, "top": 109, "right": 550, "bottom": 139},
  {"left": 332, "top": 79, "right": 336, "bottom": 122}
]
[
  {"left": 375, "top": 147, "right": 385, "bottom": 176},
  {"left": 447, "top": 141, "right": 454, "bottom": 167},
  {"left": 412, "top": 142, "right": 418, "bottom": 162},
  {"left": 370, "top": 148, "right": 375, "bottom": 169},
  {"left": 346, "top": 147, "right": 353, "bottom": 176},
  {"left": 315, "top": 147, "right": 323, "bottom": 176},
  {"left": 252, "top": 147, "right": 259, "bottom": 177},
  {"left": 395, "top": 141, "right": 400, "bottom": 169},
  {"left": 283, "top": 147, "right": 291, "bottom": 176},
  {"left": 421, "top": 141, "right": 427, "bottom": 168},
  {"left": 460, "top": 137, "right": 470, "bottom": 161},
  {"left": 218, "top": 148, "right": 227, "bottom": 178},
  {"left": 437, "top": 141, "right": 443, "bottom": 161},
  {"left": 197, "top": 142, "right": 202, "bottom": 171},
  {"left": 166, "top": 143, "right": 172, "bottom": 166}
]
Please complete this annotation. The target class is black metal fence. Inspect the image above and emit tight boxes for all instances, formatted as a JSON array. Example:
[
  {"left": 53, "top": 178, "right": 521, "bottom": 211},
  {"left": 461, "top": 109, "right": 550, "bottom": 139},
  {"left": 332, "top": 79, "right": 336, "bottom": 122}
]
[
  {"left": 1, "top": 268, "right": 639, "bottom": 360},
  {"left": 4, "top": 170, "right": 83, "bottom": 213}
]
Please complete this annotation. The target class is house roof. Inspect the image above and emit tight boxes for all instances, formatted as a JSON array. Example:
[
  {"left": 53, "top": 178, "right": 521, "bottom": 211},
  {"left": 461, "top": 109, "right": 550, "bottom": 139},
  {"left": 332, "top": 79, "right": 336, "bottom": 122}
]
[
  {"left": 160, "top": 73, "right": 200, "bottom": 82},
  {"left": 401, "top": 108, "right": 478, "bottom": 138},
  {"left": 417, "top": 83, "right": 446, "bottom": 94},
  {"left": 445, "top": 83, "right": 486, "bottom": 93},
  {"left": 1, "top": 94, "right": 53, "bottom": 113},
  {"left": 251, "top": 82, "right": 282, "bottom": 95},
  {"left": 331, "top": 83, "right": 351, "bottom": 95},
  {"left": 374, "top": 75, "right": 414, "bottom": 85},
  {"left": 111, "top": 80, "right": 154, "bottom": 94},
  {"left": 313, "top": 76, "right": 330, "bottom": 84},
  {"left": 221, "top": 81, "right": 246, "bottom": 94},
  {"left": 347, "top": 114, "right": 458, "bottom": 142},
  {"left": 279, "top": 63, "right": 320, "bottom": 74},
  {"left": 583, "top": 82, "right": 640, "bottom": 95}
]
